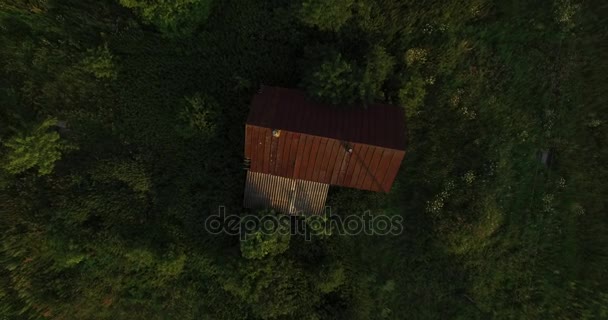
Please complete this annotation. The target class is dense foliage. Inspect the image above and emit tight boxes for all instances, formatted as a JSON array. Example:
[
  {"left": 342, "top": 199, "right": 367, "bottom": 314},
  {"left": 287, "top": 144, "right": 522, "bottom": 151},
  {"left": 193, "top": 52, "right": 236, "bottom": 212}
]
[
  {"left": 1, "top": 0, "right": 606, "bottom": 319},
  {"left": 118, "top": 0, "right": 214, "bottom": 37}
]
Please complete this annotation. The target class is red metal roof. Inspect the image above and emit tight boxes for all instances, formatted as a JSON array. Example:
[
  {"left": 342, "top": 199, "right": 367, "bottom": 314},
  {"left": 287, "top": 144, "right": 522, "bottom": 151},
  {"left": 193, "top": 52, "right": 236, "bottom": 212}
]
[
  {"left": 245, "top": 87, "right": 406, "bottom": 193},
  {"left": 247, "top": 86, "right": 406, "bottom": 150}
]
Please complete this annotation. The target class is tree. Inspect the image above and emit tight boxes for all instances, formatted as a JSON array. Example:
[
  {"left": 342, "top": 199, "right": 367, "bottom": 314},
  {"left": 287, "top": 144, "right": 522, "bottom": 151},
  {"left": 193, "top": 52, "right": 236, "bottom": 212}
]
[
  {"left": 303, "top": 51, "right": 358, "bottom": 104},
  {"left": 398, "top": 75, "right": 427, "bottom": 117},
  {"left": 240, "top": 210, "right": 291, "bottom": 260},
  {"left": 1, "top": 118, "right": 74, "bottom": 176},
  {"left": 357, "top": 45, "right": 395, "bottom": 103},
  {"left": 303, "top": 46, "right": 394, "bottom": 104},
  {"left": 222, "top": 258, "right": 319, "bottom": 319},
  {"left": 176, "top": 92, "right": 219, "bottom": 139},
  {"left": 298, "top": 0, "right": 354, "bottom": 31},
  {"left": 118, "top": 0, "right": 213, "bottom": 37},
  {"left": 80, "top": 45, "right": 118, "bottom": 80}
]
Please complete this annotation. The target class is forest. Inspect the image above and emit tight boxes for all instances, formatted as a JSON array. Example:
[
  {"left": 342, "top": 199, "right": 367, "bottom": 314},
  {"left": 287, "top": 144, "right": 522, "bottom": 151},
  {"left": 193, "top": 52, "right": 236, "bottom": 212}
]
[{"left": 0, "top": 0, "right": 607, "bottom": 319}]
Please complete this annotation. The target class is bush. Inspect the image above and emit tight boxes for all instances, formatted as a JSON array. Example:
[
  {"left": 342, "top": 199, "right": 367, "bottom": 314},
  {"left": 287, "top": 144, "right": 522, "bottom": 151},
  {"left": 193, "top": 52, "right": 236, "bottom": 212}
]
[
  {"left": 303, "top": 51, "right": 358, "bottom": 104},
  {"left": 240, "top": 210, "right": 291, "bottom": 260},
  {"left": 298, "top": 0, "right": 354, "bottom": 31},
  {"left": 358, "top": 45, "right": 395, "bottom": 103},
  {"left": 80, "top": 45, "right": 118, "bottom": 80},
  {"left": 1, "top": 118, "right": 75, "bottom": 176},
  {"left": 303, "top": 46, "right": 394, "bottom": 104},
  {"left": 176, "top": 93, "right": 219, "bottom": 138},
  {"left": 118, "top": 0, "right": 213, "bottom": 37},
  {"left": 398, "top": 75, "right": 427, "bottom": 117}
]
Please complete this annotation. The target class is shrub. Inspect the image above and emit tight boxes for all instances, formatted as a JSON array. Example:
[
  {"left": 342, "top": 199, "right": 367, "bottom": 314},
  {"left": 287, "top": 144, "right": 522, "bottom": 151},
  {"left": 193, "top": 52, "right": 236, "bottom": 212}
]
[
  {"left": 303, "top": 52, "right": 358, "bottom": 104},
  {"left": 240, "top": 210, "right": 291, "bottom": 260},
  {"left": 358, "top": 45, "right": 395, "bottom": 103},
  {"left": 298, "top": 0, "right": 354, "bottom": 31},
  {"left": 176, "top": 92, "right": 219, "bottom": 138},
  {"left": 80, "top": 45, "right": 118, "bottom": 80},
  {"left": 1, "top": 118, "right": 75, "bottom": 176},
  {"left": 303, "top": 46, "right": 394, "bottom": 104},
  {"left": 118, "top": 0, "right": 213, "bottom": 37}
]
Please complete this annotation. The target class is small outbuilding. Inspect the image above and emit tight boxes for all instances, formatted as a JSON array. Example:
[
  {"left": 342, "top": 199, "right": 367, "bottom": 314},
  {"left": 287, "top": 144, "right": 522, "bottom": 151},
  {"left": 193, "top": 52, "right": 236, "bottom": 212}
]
[{"left": 244, "top": 86, "right": 406, "bottom": 215}]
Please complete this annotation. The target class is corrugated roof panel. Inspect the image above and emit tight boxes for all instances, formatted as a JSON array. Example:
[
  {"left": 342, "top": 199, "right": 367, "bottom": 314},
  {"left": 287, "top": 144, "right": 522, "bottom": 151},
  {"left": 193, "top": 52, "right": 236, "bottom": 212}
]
[
  {"left": 245, "top": 125, "right": 253, "bottom": 159},
  {"left": 381, "top": 152, "right": 404, "bottom": 192},
  {"left": 337, "top": 146, "right": 351, "bottom": 186},
  {"left": 258, "top": 127, "right": 269, "bottom": 173},
  {"left": 281, "top": 131, "right": 294, "bottom": 177},
  {"left": 286, "top": 132, "right": 300, "bottom": 178},
  {"left": 269, "top": 132, "right": 278, "bottom": 175},
  {"left": 356, "top": 144, "right": 375, "bottom": 189},
  {"left": 330, "top": 144, "right": 347, "bottom": 185},
  {"left": 262, "top": 128, "right": 271, "bottom": 174},
  {"left": 249, "top": 126, "right": 259, "bottom": 172},
  {"left": 351, "top": 145, "right": 370, "bottom": 188},
  {"left": 293, "top": 134, "right": 307, "bottom": 179},
  {"left": 374, "top": 149, "right": 394, "bottom": 191},
  {"left": 323, "top": 139, "right": 340, "bottom": 183},
  {"left": 298, "top": 179, "right": 329, "bottom": 215},
  {"left": 305, "top": 135, "right": 322, "bottom": 181},
  {"left": 297, "top": 134, "right": 313, "bottom": 180},
  {"left": 274, "top": 129, "right": 286, "bottom": 176},
  {"left": 343, "top": 143, "right": 360, "bottom": 188},
  {"left": 244, "top": 171, "right": 329, "bottom": 215},
  {"left": 363, "top": 147, "right": 383, "bottom": 191},
  {"left": 312, "top": 138, "right": 328, "bottom": 183}
]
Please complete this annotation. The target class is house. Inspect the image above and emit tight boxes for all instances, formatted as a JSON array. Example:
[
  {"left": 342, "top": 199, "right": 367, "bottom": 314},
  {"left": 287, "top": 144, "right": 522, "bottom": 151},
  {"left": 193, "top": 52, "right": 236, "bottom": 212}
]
[{"left": 243, "top": 86, "right": 406, "bottom": 215}]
